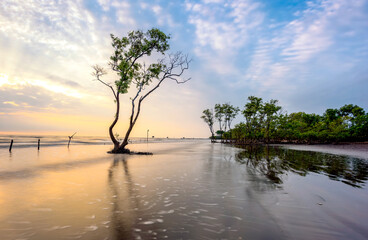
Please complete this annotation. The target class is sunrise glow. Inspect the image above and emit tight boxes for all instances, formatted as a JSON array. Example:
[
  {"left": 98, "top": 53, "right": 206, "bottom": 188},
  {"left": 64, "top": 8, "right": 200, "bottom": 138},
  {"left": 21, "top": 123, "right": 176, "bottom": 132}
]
[{"left": 0, "top": 0, "right": 367, "bottom": 138}]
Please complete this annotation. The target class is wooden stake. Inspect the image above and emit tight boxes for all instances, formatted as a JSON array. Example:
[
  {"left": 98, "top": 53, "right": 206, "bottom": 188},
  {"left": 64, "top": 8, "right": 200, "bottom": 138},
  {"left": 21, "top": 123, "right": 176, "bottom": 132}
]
[
  {"left": 68, "top": 132, "right": 77, "bottom": 148},
  {"left": 9, "top": 139, "right": 13, "bottom": 152},
  {"left": 38, "top": 139, "right": 40, "bottom": 150}
]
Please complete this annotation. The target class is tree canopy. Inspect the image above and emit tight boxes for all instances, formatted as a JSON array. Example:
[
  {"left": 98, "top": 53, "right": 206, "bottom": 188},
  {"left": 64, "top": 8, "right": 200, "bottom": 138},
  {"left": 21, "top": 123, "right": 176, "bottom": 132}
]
[
  {"left": 202, "top": 97, "right": 367, "bottom": 144},
  {"left": 201, "top": 109, "right": 215, "bottom": 142},
  {"left": 93, "top": 28, "right": 190, "bottom": 153}
]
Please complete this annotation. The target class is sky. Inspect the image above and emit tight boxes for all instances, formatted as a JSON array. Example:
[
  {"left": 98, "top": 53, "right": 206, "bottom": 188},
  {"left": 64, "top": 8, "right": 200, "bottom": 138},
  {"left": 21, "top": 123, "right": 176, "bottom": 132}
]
[{"left": 0, "top": 0, "right": 367, "bottom": 138}]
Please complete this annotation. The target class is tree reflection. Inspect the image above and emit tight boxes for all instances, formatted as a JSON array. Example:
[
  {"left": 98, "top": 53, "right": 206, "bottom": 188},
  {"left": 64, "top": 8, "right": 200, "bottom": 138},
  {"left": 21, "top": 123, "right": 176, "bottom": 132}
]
[
  {"left": 235, "top": 146, "right": 368, "bottom": 188},
  {"left": 108, "top": 155, "right": 140, "bottom": 239}
]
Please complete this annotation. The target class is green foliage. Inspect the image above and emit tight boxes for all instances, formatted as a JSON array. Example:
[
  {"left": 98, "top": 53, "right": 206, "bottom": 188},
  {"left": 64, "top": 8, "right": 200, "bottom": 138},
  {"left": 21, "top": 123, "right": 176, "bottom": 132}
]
[
  {"left": 94, "top": 28, "right": 190, "bottom": 151},
  {"left": 242, "top": 96, "right": 265, "bottom": 142},
  {"left": 216, "top": 130, "right": 224, "bottom": 135},
  {"left": 339, "top": 104, "right": 365, "bottom": 118},
  {"left": 203, "top": 95, "right": 367, "bottom": 143},
  {"left": 230, "top": 122, "right": 247, "bottom": 140},
  {"left": 201, "top": 109, "right": 215, "bottom": 138},
  {"left": 214, "top": 103, "right": 225, "bottom": 131},
  {"left": 214, "top": 103, "right": 240, "bottom": 135},
  {"left": 262, "top": 99, "right": 282, "bottom": 142},
  {"left": 324, "top": 108, "right": 339, "bottom": 123},
  {"left": 109, "top": 28, "right": 170, "bottom": 94},
  {"left": 223, "top": 103, "right": 240, "bottom": 131}
]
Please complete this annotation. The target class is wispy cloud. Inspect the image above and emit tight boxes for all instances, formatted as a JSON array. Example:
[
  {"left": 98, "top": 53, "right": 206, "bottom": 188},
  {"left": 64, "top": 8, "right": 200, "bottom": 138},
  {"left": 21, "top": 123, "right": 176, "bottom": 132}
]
[
  {"left": 0, "top": 73, "right": 83, "bottom": 98},
  {"left": 110, "top": 0, "right": 136, "bottom": 26},
  {"left": 152, "top": 4, "right": 176, "bottom": 28},
  {"left": 0, "top": 73, "right": 90, "bottom": 115},
  {"left": 238, "top": 0, "right": 368, "bottom": 108},
  {"left": 186, "top": 0, "right": 264, "bottom": 77},
  {"left": 187, "top": 0, "right": 263, "bottom": 51},
  {"left": 0, "top": 0, "right": 99, "bottom": 53},
  {"left": 0, "top": 0, "right": 116, "bottom": 115},
  {"left": 181, "top": 0, "right": 368, "bottom": 115}
]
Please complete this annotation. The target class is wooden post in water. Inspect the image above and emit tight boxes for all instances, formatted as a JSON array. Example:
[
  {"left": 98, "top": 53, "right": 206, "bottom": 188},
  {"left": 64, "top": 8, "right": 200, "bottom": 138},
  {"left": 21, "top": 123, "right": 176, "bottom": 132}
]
[
  {"left": 68, "top": 132, "right": 77, "bottom": 148},
  {"left": 9, "top": 139, "right": 13, "bottom": 152},
  {"left": 38, "top": 139, "right": 40, "bottom": 150}
]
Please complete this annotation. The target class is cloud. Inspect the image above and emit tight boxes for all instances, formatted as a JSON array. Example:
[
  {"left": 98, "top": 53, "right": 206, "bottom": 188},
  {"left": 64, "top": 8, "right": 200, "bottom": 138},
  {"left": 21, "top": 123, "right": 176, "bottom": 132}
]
[
  {"left": 0, "top": 0, "right": 99, "bottom": 54},
  {"left": 3, "top": 101, "right": 19, "bottom": 107},
  {"left": 187, "top": 0, "right": 263, "bottom": 52},
  {"left": 152, "top": 4, "right": 176, "bottom": 27},
  {"left": 241, "top": 0, "right": 368, "bottom": 92},
  {"left": 185, "top": 0, "right": 264, "bottom": 77},
  {"left": 111, "top": 0, "right": 136, "bottom": 26},
  {"left": 0, "top": 0, "right": 113, "bottom": 90},
  {"left": 193, "top": 0, "right": 368, "bottom": 115},
  {"left": 0, "top": 0, "right": 119, "bottom": 110},
  {"left": 136, "top": 2, "right": 177, "bottom": 28},
  {"left": 44, "top": 74, "right": 83, "bottom": 88},
  {"left": 0, "top": 73, "right": 83, "bottom": 98},
  {"left": 0, "top": 74, "right": 84, "bottom": 113},
  {"left": 97, "top": 0, "right": 112, "bottom": 11}
]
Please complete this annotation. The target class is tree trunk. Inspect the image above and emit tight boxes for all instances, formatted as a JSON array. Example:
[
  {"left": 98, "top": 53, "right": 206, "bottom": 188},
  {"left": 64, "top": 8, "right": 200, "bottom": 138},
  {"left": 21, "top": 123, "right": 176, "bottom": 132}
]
[
  {"left": 110, "top": 93, "right": 120, "bottom": 152},
  {"left": 119, "top": 122, "right": 135, "bottom": 152},
  {"left": 115, "top": 98, "right": 142, "bottom": 153}
]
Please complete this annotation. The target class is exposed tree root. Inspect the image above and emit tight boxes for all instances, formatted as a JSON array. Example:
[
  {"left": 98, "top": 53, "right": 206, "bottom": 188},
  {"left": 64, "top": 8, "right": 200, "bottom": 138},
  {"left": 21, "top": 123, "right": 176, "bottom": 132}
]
[{"left": 108, "top": 148, "right": 153, "bottom": 155}]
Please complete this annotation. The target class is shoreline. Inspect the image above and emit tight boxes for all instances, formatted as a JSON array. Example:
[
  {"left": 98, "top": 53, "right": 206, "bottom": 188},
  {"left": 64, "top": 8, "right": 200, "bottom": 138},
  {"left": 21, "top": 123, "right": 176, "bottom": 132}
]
[{"left": 2, "top": 137, "right": 367, "bottom": 160}]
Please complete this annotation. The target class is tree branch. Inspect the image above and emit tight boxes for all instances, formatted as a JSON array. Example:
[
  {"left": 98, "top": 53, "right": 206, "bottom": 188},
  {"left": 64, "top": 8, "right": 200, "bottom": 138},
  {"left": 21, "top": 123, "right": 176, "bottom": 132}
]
[
  {"left": 130, "top": 83, "right": 144, "bottom": 125},
  {"left": 92, "top": 65, "right": 117, "bottom": 99},
  {"left": 139, "top": 52, "right": 191, "bottom": 103}
]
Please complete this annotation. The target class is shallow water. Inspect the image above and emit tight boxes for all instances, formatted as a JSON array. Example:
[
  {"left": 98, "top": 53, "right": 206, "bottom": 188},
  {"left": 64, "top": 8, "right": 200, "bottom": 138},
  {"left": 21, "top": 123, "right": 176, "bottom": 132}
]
[
  {"left": 278, "top": 144, "right": 368, "bottom": 160},
  {"left": 0, "top": 134, "right": 199, "bottom": 149},
  {"left": 0, "top": 141, "right": 367, "bottom": 239}
]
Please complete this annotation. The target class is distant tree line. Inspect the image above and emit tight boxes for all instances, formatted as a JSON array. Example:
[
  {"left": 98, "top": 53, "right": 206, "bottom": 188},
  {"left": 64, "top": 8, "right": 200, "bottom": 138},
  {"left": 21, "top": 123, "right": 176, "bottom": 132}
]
[{"left": 201, "top": 96, "right": 368, "bottom": 144}]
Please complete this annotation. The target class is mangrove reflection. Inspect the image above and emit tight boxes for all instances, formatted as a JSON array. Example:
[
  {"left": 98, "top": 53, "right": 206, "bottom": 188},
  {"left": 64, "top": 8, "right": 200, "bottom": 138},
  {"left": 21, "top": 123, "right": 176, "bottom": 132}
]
[
  {"left": 108, "top": 155, "right": 140, "bottom": 239},
  {"left": 235, "top": 145, "right": 368, "bottom": 188}
]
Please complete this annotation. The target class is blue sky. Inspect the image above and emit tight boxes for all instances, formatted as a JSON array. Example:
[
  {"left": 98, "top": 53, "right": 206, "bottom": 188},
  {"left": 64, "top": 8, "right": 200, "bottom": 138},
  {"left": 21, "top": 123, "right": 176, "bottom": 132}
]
[{"left": 0, "top": 0, "right": 367, "bottom": 137}]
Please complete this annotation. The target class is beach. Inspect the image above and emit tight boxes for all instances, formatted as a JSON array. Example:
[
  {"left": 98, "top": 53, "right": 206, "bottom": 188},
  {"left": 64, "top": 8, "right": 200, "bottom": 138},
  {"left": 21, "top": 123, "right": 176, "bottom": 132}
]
[{"left": 0, "top": 139, "right": 367, "bottom": 239}]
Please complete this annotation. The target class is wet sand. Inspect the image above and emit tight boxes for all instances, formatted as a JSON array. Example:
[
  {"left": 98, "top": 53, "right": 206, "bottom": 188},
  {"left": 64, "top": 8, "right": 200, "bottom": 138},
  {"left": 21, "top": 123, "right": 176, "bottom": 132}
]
[{"left": 0, "top": 141, "right": 367, "bottom": 239}]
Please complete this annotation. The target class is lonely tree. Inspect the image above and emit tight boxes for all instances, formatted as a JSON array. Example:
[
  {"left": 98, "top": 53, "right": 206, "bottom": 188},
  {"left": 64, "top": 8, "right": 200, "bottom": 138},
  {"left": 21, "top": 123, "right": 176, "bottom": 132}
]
[
  {"left": 92, "top": 28, "right": 190, "bottom": 153},
  {"left": 201, "top": 109, "right": 215, "bottom": 142}
]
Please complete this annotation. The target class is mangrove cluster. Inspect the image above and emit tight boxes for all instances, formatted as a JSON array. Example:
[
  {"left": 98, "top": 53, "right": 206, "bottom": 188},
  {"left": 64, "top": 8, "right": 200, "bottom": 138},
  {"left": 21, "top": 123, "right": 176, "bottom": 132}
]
[{"left": 201, "top": 96, "right": 368, "bottom": 144}]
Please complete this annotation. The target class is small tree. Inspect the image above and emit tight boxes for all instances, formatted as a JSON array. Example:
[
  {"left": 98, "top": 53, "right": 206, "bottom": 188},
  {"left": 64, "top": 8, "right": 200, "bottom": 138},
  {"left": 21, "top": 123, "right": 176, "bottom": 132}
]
[
  {"left": 262, "top": 99, "right": 281, "bottom": 143},
  {"left": 243, "top": 96, "right": 264, "bottom": 142},
  {"left": 201, "top": 109, "right": 215, "bottom": 142},
  {"left": 93, "top": 28, "right": 190, "bottom": 153},
  {"left": 214, "top": 103, "right": 239, "bottom": 139},
  {"left": 214, "top": 104, "right": 225, "bottom": 132},
  {"left": 223, "top": 103, "right": 240, "bottom": 132}
]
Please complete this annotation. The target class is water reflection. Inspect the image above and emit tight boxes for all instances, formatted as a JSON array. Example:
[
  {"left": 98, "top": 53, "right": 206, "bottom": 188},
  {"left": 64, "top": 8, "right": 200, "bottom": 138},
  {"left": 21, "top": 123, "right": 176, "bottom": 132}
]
[
  {"left": 235, "top": 145, "right": 368, "bottom": 188},
  {"left": 108, "top": 155, "right": 138, "bottom": 239},
  {"left": 1, "top": 142, "right": 367, "bottom": 239}
]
